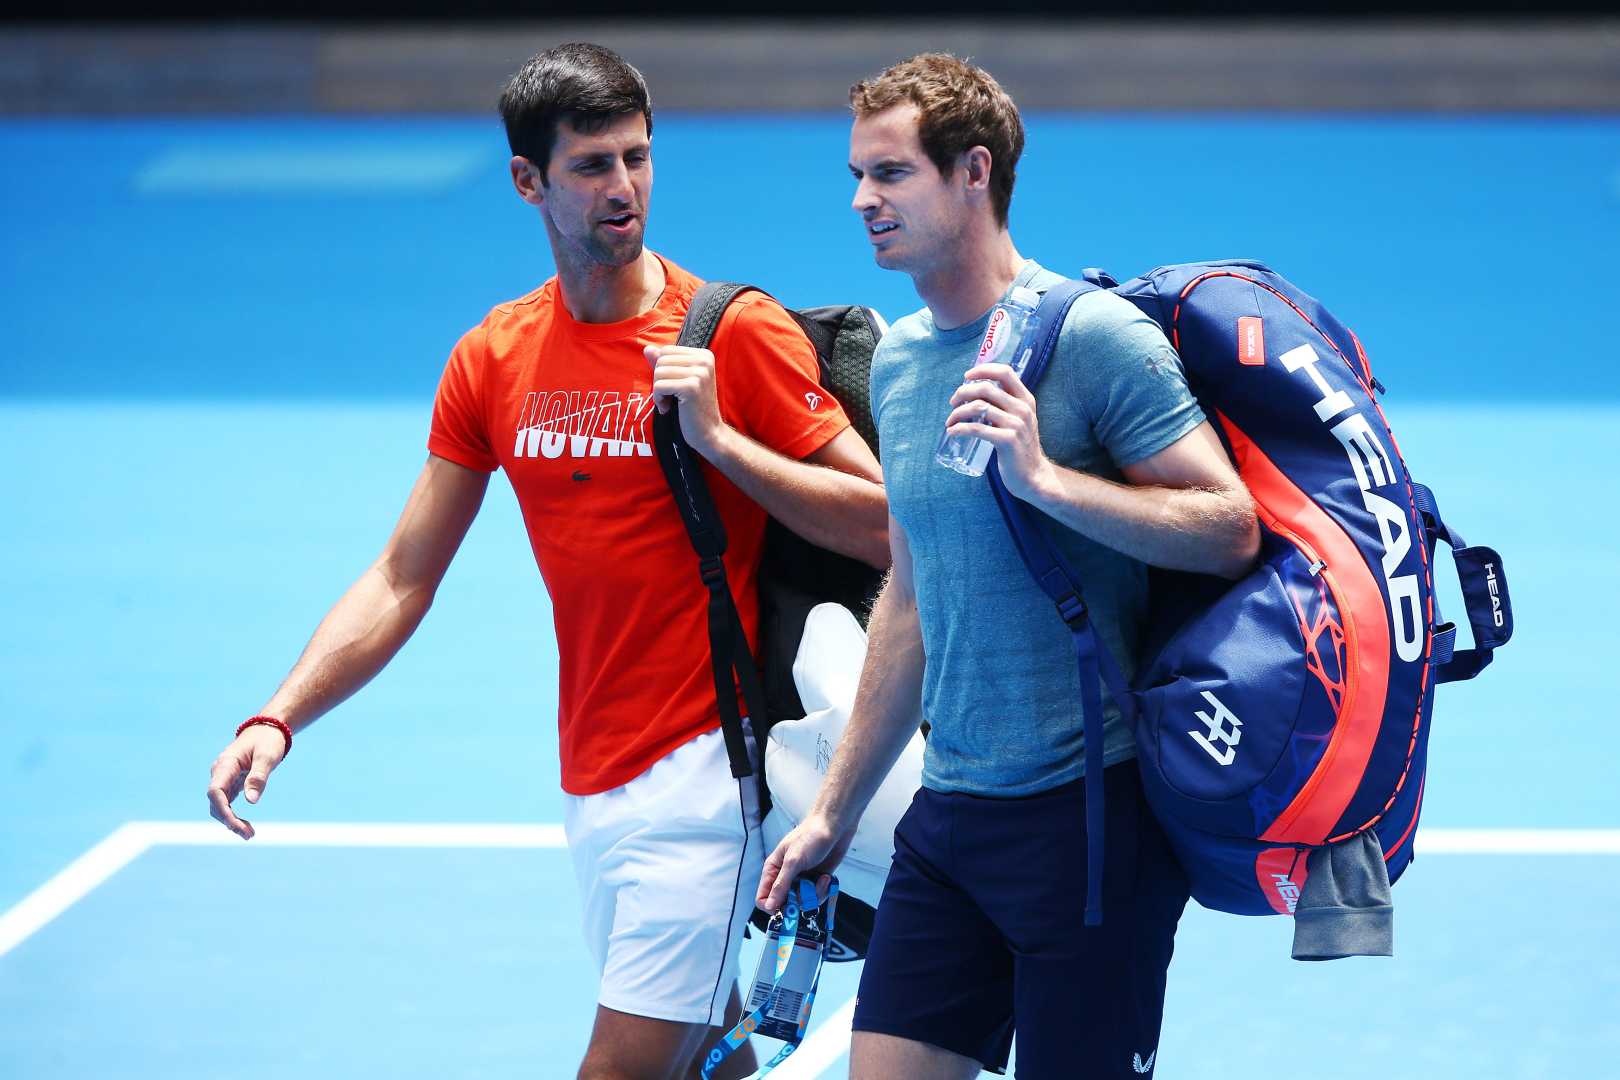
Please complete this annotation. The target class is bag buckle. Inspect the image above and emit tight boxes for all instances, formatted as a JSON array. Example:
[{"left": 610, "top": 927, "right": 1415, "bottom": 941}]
[{"left": 699, "top": 556, "right": 728, "bottom": 588}]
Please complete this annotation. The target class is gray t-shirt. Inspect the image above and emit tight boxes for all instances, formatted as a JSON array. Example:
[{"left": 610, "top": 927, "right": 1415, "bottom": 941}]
[{"left": 871, "top": 261, "right": 1205, "bottom": 796}]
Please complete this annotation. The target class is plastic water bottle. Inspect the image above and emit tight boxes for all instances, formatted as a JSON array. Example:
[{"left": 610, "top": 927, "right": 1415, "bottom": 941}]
[{"left": 934, "top": 285, "right": 1043, "bottom": 477}]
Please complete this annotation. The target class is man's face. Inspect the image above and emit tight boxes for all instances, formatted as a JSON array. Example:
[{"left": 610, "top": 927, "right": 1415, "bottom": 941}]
[
  {"left": 849, "top": 104, "right": 964, "bottom": 276},
  {"left": 528, "top": 111, "right": 653, "bottom": 269}
]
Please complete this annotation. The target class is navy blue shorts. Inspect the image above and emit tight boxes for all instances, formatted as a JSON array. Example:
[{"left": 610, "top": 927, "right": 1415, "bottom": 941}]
[{"left": 851, "top": 763, "right": 1189, "bottom": 1078}]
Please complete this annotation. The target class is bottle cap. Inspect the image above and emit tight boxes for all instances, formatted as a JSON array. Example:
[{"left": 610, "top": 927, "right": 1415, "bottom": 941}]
[{"left": 1008, "top": 286, "right": 1041, "bottom": 310}]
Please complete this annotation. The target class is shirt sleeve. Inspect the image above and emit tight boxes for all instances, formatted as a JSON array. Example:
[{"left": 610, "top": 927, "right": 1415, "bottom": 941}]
[
  {"left": 427, "top": 324, "right": 499, "bottom": 473},
  {"left": 712, "top": 295, "right": 851, "bottom": 461},
  {"left": 1062, "top": 291, "right": 1206, "bottom": 468}
]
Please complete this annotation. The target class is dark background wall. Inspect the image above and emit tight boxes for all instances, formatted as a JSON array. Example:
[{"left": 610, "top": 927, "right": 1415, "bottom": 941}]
[
  {"left": 7, "top": 0, "right": 1619, "bottom": 16},
  {"left": 4, "top": 18, "right": 1619, "bottom": 114}
]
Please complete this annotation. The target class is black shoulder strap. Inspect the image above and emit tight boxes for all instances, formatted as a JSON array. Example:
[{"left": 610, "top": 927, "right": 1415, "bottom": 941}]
[
  {"left": 681, "top": 281, "right": 758, "bottom": 350},
  {"left": 652, "top": 281, "right": 772, "bottom": 785}
]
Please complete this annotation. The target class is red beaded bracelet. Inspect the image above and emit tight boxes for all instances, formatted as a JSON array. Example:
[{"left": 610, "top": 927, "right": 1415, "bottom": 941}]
[{"left": 236, "top": 715, "right": 292, "bottom": 757}]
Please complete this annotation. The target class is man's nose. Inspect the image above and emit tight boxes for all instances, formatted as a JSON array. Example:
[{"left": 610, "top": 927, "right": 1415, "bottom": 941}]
[
  {"left": 851, "top": 177, "right": 878, "bottom": 215},
  {"left": 604, "top": 161, "right": 635, "bottom": 205}
]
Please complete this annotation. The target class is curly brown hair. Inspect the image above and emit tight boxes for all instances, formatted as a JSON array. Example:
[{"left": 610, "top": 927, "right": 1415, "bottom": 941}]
[{"left": 850, "top": 53, "right": 1024, "bottom": 227}]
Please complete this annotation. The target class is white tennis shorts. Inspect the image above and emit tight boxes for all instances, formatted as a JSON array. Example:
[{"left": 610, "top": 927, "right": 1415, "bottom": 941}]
[{"left": 563, "top": 725, "right": 764, "bottom": 1026}]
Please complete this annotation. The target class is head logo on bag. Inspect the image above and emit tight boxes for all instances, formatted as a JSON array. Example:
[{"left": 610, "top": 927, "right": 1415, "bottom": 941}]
[{"left": 992, "top": 261, "right": 1514, "bottom": 919}]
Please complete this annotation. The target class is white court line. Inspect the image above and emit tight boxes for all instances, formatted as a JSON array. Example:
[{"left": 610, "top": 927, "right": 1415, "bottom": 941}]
[
  {"left": 4, "top": 825, "right": 1617, "bottom": 964},
  {"left": 5, "top": 822, "right": 1620, "bottom": 1079},
  {"left": 1415, "top": 828, "right": 1620, "bottom": 855},
  {"left": 0, "top": 823, "right": 152, "bottom": 959},
  {"left": 132, "top": 821, "right": 568, "bottom": 849},
  {"left": 0, "top": 821, "right": 566, "bottom": 960}
]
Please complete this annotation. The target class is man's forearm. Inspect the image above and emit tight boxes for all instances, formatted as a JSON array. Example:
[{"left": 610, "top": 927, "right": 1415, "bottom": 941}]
[
  {"left": 258, "top": 559, "right": 436, "bottom": 730},
  {"left": 812, "top": 574, "right": 926, "bottom": 831},
  {"left": 1026, "top": 465, "right": 1259, "bottom": 579},
  {"left": 704, "top": 426, "right": 890, "bottom": 569}
]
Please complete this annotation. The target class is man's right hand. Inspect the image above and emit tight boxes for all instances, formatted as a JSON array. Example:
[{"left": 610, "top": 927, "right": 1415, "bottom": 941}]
[
  {"left": 206, "top": 726, "right": 289, "bottom": 840},
  {"left": 197, "top": 456, "right": 489, "bottom": 842},
  {"left": 757, "top": 812, "right": 856, "bottom": 915}
]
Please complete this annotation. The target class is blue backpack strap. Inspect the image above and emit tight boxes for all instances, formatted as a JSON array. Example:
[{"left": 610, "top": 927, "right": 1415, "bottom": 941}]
[
  {"left": 983, "top": 277, "right": 1132, "bottom": 926},
  {"left": 1411, "top": 483, "right": 1513, "bottom": 683}
]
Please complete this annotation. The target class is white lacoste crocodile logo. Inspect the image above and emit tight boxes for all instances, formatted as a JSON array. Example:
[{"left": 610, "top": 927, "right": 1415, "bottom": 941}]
[{"left": 1133, "top": 1050, "right": 1156, "bottom": 1074}]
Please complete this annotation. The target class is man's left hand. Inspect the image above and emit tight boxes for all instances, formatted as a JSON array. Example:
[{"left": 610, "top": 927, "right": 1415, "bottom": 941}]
[
  {"left": 646, "top": 344, "right": 730, "bottom": 457},
  {"left": 946, "top": 363, "right": 1057, "bottom": 503}
]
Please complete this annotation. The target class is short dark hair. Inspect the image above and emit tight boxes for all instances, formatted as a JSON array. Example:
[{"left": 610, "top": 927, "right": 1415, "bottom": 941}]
[
  {"left": 499, "top": 43, "right": 654, "bottom": 185},
  {"left": 850, "top": 53, "right": 1024, "bottom": 227}
]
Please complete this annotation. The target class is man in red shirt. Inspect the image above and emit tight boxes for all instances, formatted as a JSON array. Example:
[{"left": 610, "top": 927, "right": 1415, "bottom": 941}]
[{"left": 205, "top": 43, "right": 888, "bottom": 1080}]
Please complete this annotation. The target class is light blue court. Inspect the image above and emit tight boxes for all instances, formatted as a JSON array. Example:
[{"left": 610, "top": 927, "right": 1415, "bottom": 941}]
[{"left": 2, "top": 116, "right": 1618, "bottom": 1078}]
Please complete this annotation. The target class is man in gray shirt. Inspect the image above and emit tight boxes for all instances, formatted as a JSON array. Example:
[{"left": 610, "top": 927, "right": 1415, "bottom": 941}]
[{"left": 759, "top": 54, "right": 1259, "bottom": 1078}]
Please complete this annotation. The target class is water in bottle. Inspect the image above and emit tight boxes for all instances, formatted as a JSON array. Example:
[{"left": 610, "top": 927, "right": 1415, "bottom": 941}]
[{"left": 934, "top": 285, "right": 1042, "bottom": 477}]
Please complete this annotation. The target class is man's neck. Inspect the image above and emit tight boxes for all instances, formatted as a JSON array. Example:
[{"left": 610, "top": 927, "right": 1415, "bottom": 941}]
[
  {"left": 555, "top": 248, "right": 666, "bottom": 324},
  {"left": 914, "top": 229, "right": 1026, "bottom": 331}
]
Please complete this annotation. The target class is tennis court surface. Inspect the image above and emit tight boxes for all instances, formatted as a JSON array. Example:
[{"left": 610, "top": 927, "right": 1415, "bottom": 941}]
[{"left": 3, "top": 115, "right": 1616, "bottom": 1078}]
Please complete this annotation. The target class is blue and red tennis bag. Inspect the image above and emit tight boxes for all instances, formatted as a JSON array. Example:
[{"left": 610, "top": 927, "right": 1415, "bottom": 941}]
[{"left": 990, "top": 260, "right": 1513, "bottom": 923}]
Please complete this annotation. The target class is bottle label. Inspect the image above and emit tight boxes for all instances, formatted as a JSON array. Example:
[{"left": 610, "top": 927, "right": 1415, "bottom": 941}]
[{"left": 978, "top": 307, "right": 1011, "bottom": 364}]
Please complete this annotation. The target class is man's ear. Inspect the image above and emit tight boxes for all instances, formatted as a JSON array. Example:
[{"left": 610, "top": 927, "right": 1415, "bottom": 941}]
[
  {"left": 510, "top": 156, "right": 546, "bottom": 207},
  {"left": 959, "top": 146, "right": 993, "bottom": 195}
]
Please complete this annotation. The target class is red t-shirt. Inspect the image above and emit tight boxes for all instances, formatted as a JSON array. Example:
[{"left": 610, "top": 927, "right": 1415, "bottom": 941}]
[{"left": 428, "top": 255, "right": 851, "bottom": 794}]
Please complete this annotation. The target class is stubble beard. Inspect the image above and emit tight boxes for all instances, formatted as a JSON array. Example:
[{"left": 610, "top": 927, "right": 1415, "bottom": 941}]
[
  {"left": 583, "top": 221, "right": 645, "bottom": 269},
  {"left": 872, "top": 238, "right": 903, "bottom": 272},
  {"left": 543, "top": 204, "right": 646, "bottom": 277}
]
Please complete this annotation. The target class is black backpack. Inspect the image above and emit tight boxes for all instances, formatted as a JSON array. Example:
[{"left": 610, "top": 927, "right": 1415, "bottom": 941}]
[{"left": 651, "top": 282, "right": 886, "bottom": 960}]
